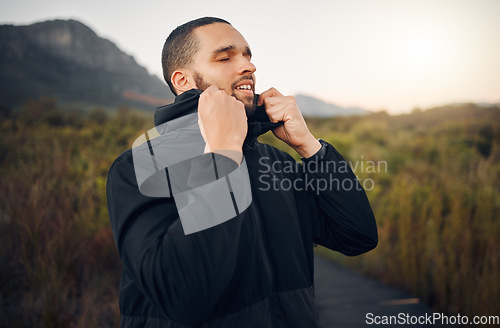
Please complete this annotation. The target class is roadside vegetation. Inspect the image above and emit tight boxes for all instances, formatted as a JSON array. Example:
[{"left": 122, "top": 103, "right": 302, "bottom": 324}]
[{"left": 0, "top": 98, "right": 498, "bottom": 327}]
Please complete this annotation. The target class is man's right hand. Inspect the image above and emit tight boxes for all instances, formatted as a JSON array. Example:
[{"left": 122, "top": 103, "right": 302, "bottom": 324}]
[{"left": 198, "top": 86, "right": 247, "bottom": 163}]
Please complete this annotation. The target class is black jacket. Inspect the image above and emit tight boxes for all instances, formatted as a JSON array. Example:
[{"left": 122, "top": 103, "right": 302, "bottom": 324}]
[{"left": 106, "top": 89, "right": 378, "bottom": 328}]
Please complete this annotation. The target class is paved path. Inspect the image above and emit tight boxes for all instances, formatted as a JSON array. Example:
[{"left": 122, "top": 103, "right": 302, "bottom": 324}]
[{"left": 314, "top": 255, "right": 439, "bottom": 327}]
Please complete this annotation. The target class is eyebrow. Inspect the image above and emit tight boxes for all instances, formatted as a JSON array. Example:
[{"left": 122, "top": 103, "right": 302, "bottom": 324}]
[{"left": 212, "top": 45, "right": 252, "bottom": 58}]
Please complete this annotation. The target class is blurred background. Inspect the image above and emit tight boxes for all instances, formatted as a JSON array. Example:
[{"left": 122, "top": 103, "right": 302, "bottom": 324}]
[{"left": 0, "top": 0, "right": 499, "bottom": 327}]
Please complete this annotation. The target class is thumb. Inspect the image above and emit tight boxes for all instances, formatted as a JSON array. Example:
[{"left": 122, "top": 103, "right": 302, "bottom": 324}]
[{"left": 203, "top": 85, "right": 219, "bottom": 95}]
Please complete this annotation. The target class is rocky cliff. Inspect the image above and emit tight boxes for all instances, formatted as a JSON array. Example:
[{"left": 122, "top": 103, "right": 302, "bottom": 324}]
[{"left": 0, "top": 19, "right": 174, "bottom": 110}]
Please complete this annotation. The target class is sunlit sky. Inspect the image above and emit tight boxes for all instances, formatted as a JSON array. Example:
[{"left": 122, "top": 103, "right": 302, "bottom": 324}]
[{"left": 1, "top": 0, "right": 499, "bottom": 113}]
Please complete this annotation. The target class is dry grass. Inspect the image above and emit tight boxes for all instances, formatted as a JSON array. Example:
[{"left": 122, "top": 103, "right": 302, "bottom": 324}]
[
  {"left": 0, "top": 100, "right": 148, "bottom": 327},
  {"left": 311, "top": 104, "right": 500, "bottom": 324},
  {"left": 1, "top": 100, "right": 498, "bottom": 326}
]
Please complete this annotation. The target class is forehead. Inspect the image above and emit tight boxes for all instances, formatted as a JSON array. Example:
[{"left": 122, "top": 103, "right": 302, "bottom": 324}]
[{"left": 193, "top": 23, "right": 249, "bottom": 55}]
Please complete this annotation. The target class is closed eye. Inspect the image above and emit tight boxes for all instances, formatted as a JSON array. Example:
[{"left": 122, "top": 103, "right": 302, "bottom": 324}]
[{"left": 218, "top": 58, "right": 229, "bottom": 62}]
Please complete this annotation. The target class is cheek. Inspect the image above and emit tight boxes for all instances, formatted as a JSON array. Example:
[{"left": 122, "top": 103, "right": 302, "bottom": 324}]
[
  {"left": 202, "top": 66, "right": 237, "bottom": 91},
  {"left": 214, "top": 75, "right": 235, "bottom": 92}
]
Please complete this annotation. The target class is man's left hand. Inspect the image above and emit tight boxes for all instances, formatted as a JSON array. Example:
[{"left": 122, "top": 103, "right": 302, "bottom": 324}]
[{"left": 258, "top": 88, "right": 321, "bottom": 158}]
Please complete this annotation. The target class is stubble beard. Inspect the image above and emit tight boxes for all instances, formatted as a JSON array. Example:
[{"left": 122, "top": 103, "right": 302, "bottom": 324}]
[{"left": 193, "top": 72, "right": 257, "bottom": 119}]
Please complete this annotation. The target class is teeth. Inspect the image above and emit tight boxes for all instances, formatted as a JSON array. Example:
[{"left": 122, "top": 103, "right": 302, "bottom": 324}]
[{"left": 237, "top": 84, "right": 251, "bottom": 90}]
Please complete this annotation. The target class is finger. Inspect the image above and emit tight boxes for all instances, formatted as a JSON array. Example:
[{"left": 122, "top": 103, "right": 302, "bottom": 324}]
[
  {"left": 265, "top": 102, "right": 289, "bottom": 123},
  {"left": 258, "top": 87, "right": 283, "bottom": 106},
  {"left": 263, "top": 95, "right": 288, "bottom": 107}
]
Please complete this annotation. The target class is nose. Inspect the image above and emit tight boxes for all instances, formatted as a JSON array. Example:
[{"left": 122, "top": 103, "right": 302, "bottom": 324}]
[{"left": 238, "top": 56, "right": 256, "bottom": 75}]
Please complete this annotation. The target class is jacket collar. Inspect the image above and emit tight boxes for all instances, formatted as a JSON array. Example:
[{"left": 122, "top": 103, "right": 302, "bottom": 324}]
[{"left": 154, "top": 89, "right": 282, "bottom": 149}]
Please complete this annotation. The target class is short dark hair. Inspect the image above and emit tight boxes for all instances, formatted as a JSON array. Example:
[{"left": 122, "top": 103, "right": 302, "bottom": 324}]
[{"left": 162, "top": 17, "right": 231, "bottom": 95}]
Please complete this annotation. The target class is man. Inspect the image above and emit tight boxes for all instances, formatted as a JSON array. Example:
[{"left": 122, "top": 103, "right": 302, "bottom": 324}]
[{"left": 106, "top": 17, "right": 377, "bottom": 328}]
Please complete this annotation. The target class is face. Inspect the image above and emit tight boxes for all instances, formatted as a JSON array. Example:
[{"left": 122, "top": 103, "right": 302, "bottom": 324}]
[{"left": 188, "top": 23, "right": 257, "bottom": 116}]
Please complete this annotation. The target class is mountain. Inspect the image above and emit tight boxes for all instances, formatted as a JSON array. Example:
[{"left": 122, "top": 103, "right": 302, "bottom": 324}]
[
  {"left": 0, "top": 19, "right": 174, "bottom": 110},
  {"left": 294, "top": 94, "right": 371, "bottom": 117}
]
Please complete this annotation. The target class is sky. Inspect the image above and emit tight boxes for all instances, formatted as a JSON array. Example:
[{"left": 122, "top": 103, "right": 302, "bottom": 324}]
[{"left": 1, "top": 0, "right": 499, "bottom": 114}]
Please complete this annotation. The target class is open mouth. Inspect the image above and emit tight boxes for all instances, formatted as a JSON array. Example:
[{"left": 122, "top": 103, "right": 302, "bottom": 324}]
[
  {"left": 234, "top": 83, "right": 254, "bottom": 97},
  {"left": 235, "top": 84, "right": 253, "bottom": 91}
]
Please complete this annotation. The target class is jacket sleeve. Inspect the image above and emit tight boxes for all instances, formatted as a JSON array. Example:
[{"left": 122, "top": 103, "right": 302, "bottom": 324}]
[
  {"left": 301, "top": 140, "right": 378, "bottom": 256},
  {"left": 106, "top": 150, "right": 252, "bottom": 326}
]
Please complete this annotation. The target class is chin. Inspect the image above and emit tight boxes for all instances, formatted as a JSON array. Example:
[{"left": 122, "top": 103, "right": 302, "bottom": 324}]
[
  {"left": 244, "top": 98, "right": 258, "bottom": 120},
  {"left": 233, "top": 93, "right": 252, "bottom": 103}
]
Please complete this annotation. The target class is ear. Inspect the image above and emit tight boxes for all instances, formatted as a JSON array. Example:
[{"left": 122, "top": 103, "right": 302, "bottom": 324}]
[{"left": 171, "top": 69, "right": 194, "bottom": 94}]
